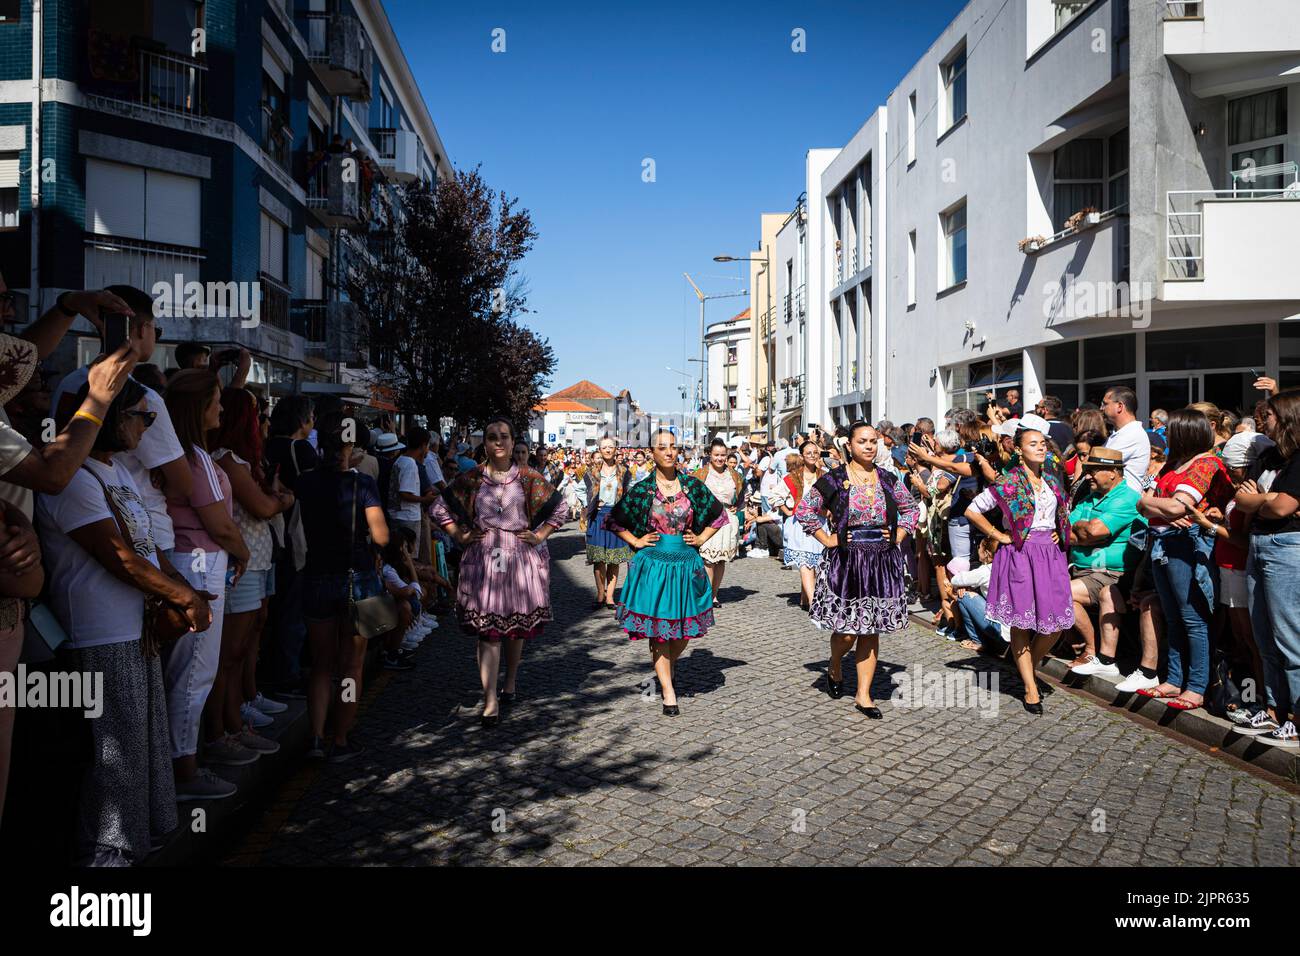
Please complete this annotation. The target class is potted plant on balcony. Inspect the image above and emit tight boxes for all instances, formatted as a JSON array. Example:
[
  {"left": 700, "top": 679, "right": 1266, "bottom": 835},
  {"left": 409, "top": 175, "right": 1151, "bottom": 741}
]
[
  {"left": 1018, "top": 235, "right": 1048, "bottom": 253},
  {"left": 1065, "top": 206, "right": 1101, "bottom": 232}
]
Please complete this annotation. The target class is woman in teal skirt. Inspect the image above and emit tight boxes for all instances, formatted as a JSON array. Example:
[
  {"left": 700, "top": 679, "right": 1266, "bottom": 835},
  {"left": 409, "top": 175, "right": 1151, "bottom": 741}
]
[{"left": 607, "top": 430, "right": 727, "bottom": 716}]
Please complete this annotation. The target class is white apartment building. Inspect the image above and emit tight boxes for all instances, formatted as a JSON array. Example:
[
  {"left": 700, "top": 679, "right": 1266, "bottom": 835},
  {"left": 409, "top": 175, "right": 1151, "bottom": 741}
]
[
  {"left": 800, "top": 0, "right": 1300, "bottom": 428},
  {"left": 773, "top": 149, "right": 838, "bottom": 439},
  {"left": 702, "top": 309, "right": 753, "bottom": 442}
]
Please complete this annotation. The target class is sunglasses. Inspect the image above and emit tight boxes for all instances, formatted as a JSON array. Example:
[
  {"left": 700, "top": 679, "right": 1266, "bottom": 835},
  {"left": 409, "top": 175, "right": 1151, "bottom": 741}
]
[{"left": 124, "top": 409, "right": 157, "bottom": 428}]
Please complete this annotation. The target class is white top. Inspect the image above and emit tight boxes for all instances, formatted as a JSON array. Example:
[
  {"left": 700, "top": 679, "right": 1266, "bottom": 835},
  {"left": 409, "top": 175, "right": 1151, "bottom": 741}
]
[
  {"left": 211, "top": 449, "right": 273, "bottom": 571},
  {"left": 388, "top": 455, "right": 422, "bottom": 523},
  {"left": 1104, "top": 420, "right": 1152, "bottom": 493},
  {"left": 423, "top": 451, "right": 444, "bottom": 487},
  {"left": 51, "top": 368, "right": 186, "bottom": 552},
  {"left": 37, "top": 458, "right": 159, "bottom": 648},
  {"left": 971, "top": 480, "right": 1058, "bottom": 530},
  {"left": 949, "top": 563, "right": 992, "bottom": 596},
  {"left": 759, "top": 469, "right": 785, "bottom": 503},
  {"left": 703, "top": 467, "right": 738, "bottom": 507},
  {"left": 382, "top": 562, "right": 422, "bottom": 597}
]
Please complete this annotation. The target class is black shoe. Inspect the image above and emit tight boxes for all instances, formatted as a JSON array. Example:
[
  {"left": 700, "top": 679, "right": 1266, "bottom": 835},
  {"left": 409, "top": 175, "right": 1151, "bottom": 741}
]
[
  {"left": 498, "top": 691, "right": 516, "bottom": 707},
  {"left": 855, "top": 704, "right": 883, "bottom": 720},
  {"left": 662, "top": 703, "right": 680, "bottom": 717},
  {"left": 481, "top": 713, "right": 500, "bottom": 727},
  {"left": 825, "top": 674, "right": 844, "bottom": 699},
  {"left": 307, "top": 736, "right": 327, "bottom": 759},
  {"left": 1023, "top": 700, "right": 1044, "bottom": 715},
  {"left": 383, "top": 653, "right": 415, "bottom": 671}
]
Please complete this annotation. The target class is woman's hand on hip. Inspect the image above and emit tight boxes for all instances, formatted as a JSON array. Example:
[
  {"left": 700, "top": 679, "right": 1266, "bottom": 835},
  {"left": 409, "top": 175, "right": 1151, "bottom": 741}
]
[{"left": 635, "top": 532, "right": 660, "bottom": 549}]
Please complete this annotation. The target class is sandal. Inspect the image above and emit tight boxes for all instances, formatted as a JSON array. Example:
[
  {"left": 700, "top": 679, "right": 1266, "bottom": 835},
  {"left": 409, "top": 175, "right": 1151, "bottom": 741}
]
[
  {"left": 1136, "top": 687, "right": 1180, "bottom": 700},
  {"left": 1166, "top": 697, "right": 1202, "bottom": 711},
  {"left": 958, "top": 639, "right": 982, "bottom": 651}
]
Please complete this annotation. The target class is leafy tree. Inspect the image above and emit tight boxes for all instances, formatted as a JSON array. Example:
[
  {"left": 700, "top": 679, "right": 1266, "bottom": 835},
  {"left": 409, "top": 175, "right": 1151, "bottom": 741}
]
[{"left": 346, "top": 166, "right": 552, "bottom": 435}]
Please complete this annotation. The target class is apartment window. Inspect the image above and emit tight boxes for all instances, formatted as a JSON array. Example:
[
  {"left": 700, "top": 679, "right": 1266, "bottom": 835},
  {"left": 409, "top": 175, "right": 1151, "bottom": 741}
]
[
  {"left": 306, "top": 246, "right": 326, "bottom": 300},
  {"left": 0, "top": 152, "right": 17, "bottom": 230},
  {"left": 1053, "top": 138, "right": 1104, "bottom": 230},
  {"left": 941, "top": 201, "right": 967, "bottom": 289},
  {"left": 260, "top": 212, "right": 286, "bottom": 283},
  {"left": 0, "top": 189, "right": 16, "bottom": 230},
  {"left": 1229, "top": 88, "right": 1287, "bottom": 190},
  {"left": 907, "top": 230, "right": 917, "bottom": 307},
  {"left": 907, "top": 91, "right": 917, "bottom": 165},
  {"left": 380, "top": 87, "right": 395, "bottom": 129},
  {"left": 1107, "top": 129, "right": 1129, "bottom": 209},
  {"left": 261, "top": 64, "right": 291, "bottom": 170},
  {"left": 0, "top": 0, "right": 19, "bottom": 23},
  {"left": 941, "top": 42, "right": 967, "bottom": 134},
  {"left": 1055, "top": 1, "right": 1090, "bottom": 31},
  {"left": 726, "top": 345, "right": 737, "bottom": 365}
]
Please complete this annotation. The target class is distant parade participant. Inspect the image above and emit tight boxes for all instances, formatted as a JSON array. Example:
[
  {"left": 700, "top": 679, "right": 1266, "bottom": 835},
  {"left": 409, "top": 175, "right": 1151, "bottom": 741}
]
[
  {"left": 607, "top": 430, "right": 726, "bottom": 716},
  {"left": 795, "top": 422, "right": 919, "bottom": 719},
  {"left": 964, "top": 425, "right": 1073, "bottom": 715},
  {"left": 781, "top": 441, "right": 828, "bottom": 609},
  {"left": 583, "top": 436, "right": 633, "bottom": 608},
  {"left": 432, "top": 418, "right": 565, "bottom": 727},
  {"left": 694, "top": 438, "right": 744, "bottom": 608}
]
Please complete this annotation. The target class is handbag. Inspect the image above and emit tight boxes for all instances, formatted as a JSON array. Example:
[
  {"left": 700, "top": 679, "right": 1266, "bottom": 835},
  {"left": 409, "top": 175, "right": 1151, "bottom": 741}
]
[
  {"left": 80, "top": 463, "right": 192, "bottom": 654},
  {"left": 347, "top": 472, "right": 401, "bottom": 639}
]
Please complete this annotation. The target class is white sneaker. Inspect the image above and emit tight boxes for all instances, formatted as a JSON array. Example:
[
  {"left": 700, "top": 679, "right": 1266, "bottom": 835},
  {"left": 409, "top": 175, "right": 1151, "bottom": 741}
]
[
  {"left": 239, "top": 702, "right": 274, "bottom": 729},
  {"left": 1261, "top": 720, "right": 1299, "bottom": 747},
  {"left": 251, "top": 692, "right": 288, "bottom": 715},
  {"left": 418, "top": 612, "right": 438, "bottom": 628},
  {"left": 1234, "top": 709, "right": 1281, "bottom": 737},
  {"left": 1114, "top": 670, "right": 1159, "bottom": 693},
  {"left": 1070, "top": 656, "right": 1122, "bottom": 679}
]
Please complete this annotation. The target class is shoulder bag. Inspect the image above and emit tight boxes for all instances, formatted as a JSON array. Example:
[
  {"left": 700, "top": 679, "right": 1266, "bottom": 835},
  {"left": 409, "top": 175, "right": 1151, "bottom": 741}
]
[{"left": 348, "top": 472, "right": 401, "bottom": 639}]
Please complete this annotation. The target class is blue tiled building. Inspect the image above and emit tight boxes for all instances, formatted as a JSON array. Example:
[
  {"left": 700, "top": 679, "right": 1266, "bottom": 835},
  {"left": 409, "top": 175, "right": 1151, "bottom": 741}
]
[{"left": 0, "top": 0, "right": 451, "bottom": 406}]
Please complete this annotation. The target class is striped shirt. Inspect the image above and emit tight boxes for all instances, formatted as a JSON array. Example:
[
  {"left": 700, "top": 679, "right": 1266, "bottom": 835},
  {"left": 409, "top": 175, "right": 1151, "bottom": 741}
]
[{"left": 165, "top": 446, "right": 233, "bottom": 556}]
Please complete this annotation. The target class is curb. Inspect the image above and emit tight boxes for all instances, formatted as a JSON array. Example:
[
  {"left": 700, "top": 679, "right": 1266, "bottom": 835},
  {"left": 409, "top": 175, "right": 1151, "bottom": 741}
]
[
  {"left": 909, "top": 611, "right": 1300, "bottom": 784},
  {"left": 144, "top": 642, "right": 390, "bottom": 866}
]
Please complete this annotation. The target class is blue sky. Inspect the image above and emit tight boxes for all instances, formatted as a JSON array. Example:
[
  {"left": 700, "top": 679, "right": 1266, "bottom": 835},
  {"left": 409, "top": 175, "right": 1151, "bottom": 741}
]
[{"left": 386, "top": 0, "right": 967, "bottom": 414}]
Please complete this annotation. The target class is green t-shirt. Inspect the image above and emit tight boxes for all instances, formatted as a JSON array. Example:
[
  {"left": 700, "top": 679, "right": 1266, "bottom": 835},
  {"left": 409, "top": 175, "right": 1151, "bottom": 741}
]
[{"left": 1068, "top": 482, "right": 1144, "bottom": 571}]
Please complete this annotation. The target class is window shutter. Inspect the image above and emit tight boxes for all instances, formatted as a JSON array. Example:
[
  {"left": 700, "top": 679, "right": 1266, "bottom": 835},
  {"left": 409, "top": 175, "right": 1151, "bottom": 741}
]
[
  {"left": 144, "top": 170, "right": 200, "bottom": 247},
  {"left": 0, "top": 154, "right": 18, "bottom": 188},
  {"left": 85, "top": 159, "right": 145, "bottom": 239}
]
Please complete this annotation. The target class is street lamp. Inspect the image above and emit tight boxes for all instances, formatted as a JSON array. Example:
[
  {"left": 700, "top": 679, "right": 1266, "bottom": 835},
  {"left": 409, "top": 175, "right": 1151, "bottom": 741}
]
[
  {"left": 714, "top": 253, "right": 773, "bottom": 442},
  {"left": 683, "top": 274, "right": 747, "bottom": 446},
  {"left": 666, "top": 365, "right": 693, "bottom": 441}
]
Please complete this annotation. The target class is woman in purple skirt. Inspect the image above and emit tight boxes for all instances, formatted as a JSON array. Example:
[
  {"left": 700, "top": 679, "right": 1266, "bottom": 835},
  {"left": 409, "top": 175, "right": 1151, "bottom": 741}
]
[
  {"left": 964, "top": 426, "right": 1072, "bottom": 715},
  {"left": 795, "top": 422, "right": 919, "bottom": 719}
]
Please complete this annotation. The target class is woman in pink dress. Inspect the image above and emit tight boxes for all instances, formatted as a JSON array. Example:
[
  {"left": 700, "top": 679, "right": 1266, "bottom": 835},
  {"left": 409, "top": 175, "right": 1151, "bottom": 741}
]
[{"left": 432, "top": 418, "right": 565, "bottom": 726}]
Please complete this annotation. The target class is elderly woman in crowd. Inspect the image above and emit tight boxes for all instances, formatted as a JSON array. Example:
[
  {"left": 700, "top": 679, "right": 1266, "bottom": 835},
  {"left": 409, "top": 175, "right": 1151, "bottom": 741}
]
[{"left": 38, "top": 377, "right": 214, "bottom": 861}]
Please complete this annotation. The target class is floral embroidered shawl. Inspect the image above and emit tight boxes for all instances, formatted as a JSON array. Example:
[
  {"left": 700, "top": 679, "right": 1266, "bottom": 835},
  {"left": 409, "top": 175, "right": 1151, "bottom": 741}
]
[
  {"left": 442, "top": 464, "right": 561, "bottom": 532},
  {"left": 608, "top": 472, "right": 723, "bottom": 538},
  {"left": 988, "top": 465, "right": 1069, "bottom": 550}
]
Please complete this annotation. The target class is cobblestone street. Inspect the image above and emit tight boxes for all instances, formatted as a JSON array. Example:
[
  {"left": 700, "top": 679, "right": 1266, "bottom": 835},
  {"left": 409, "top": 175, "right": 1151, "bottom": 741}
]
[{"left": 232, "top": 527, "right": 1300, "bottom": 866}]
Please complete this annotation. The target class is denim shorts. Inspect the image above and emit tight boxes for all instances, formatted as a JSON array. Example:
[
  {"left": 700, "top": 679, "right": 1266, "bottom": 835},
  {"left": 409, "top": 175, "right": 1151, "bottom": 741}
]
[
  {"left": 302, "top": 570, "right": 384, "bottom": 622},
  {"left": 226, "top": 567, "right": 276, "bottom": 614}
]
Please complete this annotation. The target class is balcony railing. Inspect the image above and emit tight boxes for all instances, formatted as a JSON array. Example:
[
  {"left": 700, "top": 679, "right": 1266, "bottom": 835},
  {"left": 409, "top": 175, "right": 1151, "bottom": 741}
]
[
  {"left": 795, "top": 284, "right": 806, "bottom": 317},
  {"left": 1166, "top": 166, "right": 1300, "bottom": 279},
  {"left": 94, "top": 48, "right": 208, "bottom": 118},
  {"left": 304, "top": 151, "right": 367, "bottom": 230},
  {"left": 261, "top": 106, "right": 293, "bottom": 172},
  {"left": 83, "top": 235, "right": 205, "bottom": 315},
  {"left": 780, "top": 374, "right": 805, "bottom": 408},
  {"left": 370, "top": 127, "right": 421, "bottom": 182},
  {"left": 258, "top": 273, "right": 291, "bottom": 331},
  {"left": 783, "top": 292, "right": 792, "bottom": 322},
  {"left": 305, "top": 12, "right": 372, "bottom": 100},
  {"left": 291, "top": 299, "right": 327, "bottom": 343}
]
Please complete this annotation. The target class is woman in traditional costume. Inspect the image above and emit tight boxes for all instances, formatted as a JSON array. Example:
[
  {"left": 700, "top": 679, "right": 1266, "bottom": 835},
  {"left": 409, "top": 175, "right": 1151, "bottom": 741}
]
[
  {"left": 432, "top": 418, "right": 565, "bottom": 726},
  {"left": 795, "top": 423, "right": 919, "bottom": 719},
  {"left": 608, "top": 430, "right": 727, "bottom": 716},
  {"left": 583, "top": 436, "right": 633, "bottom": 609},
  {"left": 693, "top": 438, "right": 745, "bottom": 608}
]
